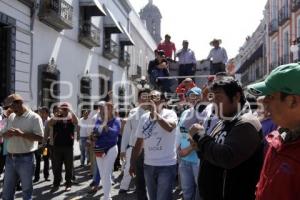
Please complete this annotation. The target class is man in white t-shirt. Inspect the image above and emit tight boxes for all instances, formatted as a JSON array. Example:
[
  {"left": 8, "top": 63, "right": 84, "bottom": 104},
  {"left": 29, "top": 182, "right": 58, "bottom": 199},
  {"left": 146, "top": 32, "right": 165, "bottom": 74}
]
[
  {"left": 77, "top": 110, "right": 91, "bottom": 166},
  {"left": 130, "top": 90, "right": 178, "bottom": 200}
]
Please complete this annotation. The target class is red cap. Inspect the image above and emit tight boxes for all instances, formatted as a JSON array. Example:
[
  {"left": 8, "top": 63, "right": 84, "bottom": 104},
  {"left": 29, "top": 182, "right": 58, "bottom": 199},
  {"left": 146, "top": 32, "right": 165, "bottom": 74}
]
[
  {"left": 208, "top": 75, "right": 215, "bottom": 82},
  {"left": 59, "top": 102, "right": 70, "bottom": 109}
]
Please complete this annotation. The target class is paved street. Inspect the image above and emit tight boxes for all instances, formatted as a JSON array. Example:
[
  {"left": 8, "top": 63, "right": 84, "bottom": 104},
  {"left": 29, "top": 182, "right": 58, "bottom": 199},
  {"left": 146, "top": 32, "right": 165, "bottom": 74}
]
[{"left": 0, "top": 142, "right": 183, "bottom": 200}]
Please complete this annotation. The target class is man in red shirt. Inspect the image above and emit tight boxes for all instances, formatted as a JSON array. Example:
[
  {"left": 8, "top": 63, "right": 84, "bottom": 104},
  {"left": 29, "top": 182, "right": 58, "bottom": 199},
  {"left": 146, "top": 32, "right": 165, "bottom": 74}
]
[
  {"left": 175, "top": 78, "right": 196, "bottom": 101},
  {"left": 248, "top": 63, "right": 300, "bottom": 200},
  {"left": 157, "top": 34, "right": 176, "bottom": 60}
]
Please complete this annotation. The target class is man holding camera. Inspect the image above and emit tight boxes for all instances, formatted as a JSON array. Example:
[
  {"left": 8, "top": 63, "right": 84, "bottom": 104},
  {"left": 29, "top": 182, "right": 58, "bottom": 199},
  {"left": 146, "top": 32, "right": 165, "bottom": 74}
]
[
  {"left": 130, "top": 90, "right": 178, "bottom": 200},
  {"left": 48, "top": 102, "right": 78, "bottom": 192},
  {"left": 148, "top": 50, "right": 172, "bottom": 92}
]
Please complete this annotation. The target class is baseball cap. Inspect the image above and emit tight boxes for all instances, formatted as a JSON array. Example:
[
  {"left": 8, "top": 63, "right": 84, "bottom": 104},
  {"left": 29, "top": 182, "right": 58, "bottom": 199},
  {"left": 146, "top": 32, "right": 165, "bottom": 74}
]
[
  {"left": 207, "top": 75, "right": 215, "bottom": 82},
  {"left": 4, "top": 94, "right": 23, "bottom": 107},
  {"left": 186, "top": 87, "right": 202, "bottom": 97},
  {"left": 59, "top": 102, "right": 70, "bottom": 109},
  {"left": 247, "top": 63, "right": 300, "bottom": 96},
  {"left": 95, "top": 101, "right": 106, "bottom": 107}
]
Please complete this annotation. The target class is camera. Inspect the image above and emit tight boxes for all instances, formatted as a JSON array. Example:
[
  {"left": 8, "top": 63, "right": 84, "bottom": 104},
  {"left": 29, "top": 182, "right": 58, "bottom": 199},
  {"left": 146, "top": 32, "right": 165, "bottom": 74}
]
[{"left": 157, "top": 50, "right": 165, "bottom": 56}]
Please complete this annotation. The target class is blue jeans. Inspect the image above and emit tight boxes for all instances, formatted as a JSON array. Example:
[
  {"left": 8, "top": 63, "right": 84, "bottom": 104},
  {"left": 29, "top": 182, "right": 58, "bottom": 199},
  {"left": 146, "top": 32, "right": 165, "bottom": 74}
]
[
  {"left": 2, "top": 153, "right": 34, "bottom": 200},
  {"left": 80, "top": 137, "right": 89, "bottom": 165},
  {"left": 179, "top": 160, "right": 201, "bottom": 200},
  {"left": 144, "top": 164, "right": 177, "bottom": 200}
]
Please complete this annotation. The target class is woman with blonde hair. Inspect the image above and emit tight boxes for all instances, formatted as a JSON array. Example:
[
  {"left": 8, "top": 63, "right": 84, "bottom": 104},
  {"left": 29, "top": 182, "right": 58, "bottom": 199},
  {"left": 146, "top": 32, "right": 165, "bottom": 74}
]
[{"left": 93, "top": 102, "right": 121, "bottom": 200}]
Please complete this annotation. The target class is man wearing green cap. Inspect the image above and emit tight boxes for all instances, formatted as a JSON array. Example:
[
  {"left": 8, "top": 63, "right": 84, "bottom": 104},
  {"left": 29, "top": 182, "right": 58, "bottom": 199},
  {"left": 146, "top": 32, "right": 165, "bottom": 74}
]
[{"left": 248, "top": 63, "right": 300, "bottom": 200}]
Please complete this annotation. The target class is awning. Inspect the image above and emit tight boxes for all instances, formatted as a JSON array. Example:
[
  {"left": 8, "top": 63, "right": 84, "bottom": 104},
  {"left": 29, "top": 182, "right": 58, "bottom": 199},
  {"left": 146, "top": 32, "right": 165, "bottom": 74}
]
[
  {"left": 79, "top": 0, "right": 106, "bottom": 16},
  {"left": 103, "top": 5, "right": 123, "bottom": 34},
  {"left": 119, "top": 22, "right": 135, "bottom": 46}
]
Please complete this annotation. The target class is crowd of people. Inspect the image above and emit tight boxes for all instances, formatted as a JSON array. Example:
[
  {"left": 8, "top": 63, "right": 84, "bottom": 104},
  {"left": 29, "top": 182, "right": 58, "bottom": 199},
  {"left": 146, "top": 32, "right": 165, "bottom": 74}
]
[{"left": 0, "top": 36, "right": 300, "bottom": 200}]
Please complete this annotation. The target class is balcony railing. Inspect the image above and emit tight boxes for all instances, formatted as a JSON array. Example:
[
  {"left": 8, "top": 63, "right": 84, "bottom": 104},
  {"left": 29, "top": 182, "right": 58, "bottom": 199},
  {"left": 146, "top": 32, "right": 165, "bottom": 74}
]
[
  {"left": 119, "top": 51, "right": 130, "bottom": 67},
  {"left": 268, "top": 18, "right": 278, "bottom": 36},
  {"left": 292, "top": 0, "right": 300, "bottom": 11},
  {"left": 39, "top": 0, "right": 73, "bottom": 31},
  {"left": 279, "top": 5, "right": 290, "bottom": 25},
  {"left": 103, "top": 39, "right": 119, "bottom": 60},
  {"left": 79, "top": 21, "right": 100, "bottom": 48}
]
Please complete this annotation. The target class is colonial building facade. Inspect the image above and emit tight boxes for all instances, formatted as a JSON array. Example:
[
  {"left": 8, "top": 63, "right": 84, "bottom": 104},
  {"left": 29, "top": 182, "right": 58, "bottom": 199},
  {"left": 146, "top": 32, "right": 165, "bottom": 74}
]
[
  {"left": 235, "top": 21, "right": 267, "bottom": 86},
  {"left": 0, "top": 0, "right": 156, "bottom": 114},
  {"left": 235, "top": 0, "right": 300, "bottom": 86}
]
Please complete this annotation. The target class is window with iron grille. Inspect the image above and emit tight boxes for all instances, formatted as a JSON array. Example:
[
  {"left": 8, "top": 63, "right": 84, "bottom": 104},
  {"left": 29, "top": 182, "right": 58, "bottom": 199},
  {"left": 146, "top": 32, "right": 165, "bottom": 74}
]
[{"left": 38, "top": 64, "right": 60, "bottom": 109}]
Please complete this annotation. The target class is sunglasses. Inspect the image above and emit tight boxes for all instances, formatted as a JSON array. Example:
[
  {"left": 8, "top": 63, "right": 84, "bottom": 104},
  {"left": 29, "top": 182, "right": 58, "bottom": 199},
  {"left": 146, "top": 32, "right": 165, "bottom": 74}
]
[
  {"left": 140, "top": 94, "right": 150, "bottom": 100},
  {"left": 151, "top": 95, "right": 161, "bottom": 100},
  {"left": 8, "top": 100, "right": 22, "bottom": 107},
  {"left": 188, "top": 93, "right": 200, "bottom": 99}
]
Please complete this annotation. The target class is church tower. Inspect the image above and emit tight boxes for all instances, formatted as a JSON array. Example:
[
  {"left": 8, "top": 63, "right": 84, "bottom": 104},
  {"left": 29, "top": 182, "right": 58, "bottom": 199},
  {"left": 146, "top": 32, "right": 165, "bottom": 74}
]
[{"left": 139, "top": 0, "right": 162, "bottom": 44}]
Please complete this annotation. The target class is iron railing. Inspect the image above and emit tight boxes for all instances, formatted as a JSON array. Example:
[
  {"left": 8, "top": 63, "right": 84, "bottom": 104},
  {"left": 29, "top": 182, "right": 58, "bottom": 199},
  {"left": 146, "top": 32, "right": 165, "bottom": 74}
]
[
  {"left": 119, "top": 50, "right": 130, "bottom": 67},
  {"left": 103, "top": 39, "right": 119, "bottom": 59},
  {"left": 79, "top": 20, "right": 100, "bottom": 48},
  {"left": 292, "top": 0, "right": 300, "bottom": 11},
  {"left": 268, "top": 18, "right": 278, "bottom": 35},
  {"left": 279, "top": 5, "right": 290, "bottom": 25}
]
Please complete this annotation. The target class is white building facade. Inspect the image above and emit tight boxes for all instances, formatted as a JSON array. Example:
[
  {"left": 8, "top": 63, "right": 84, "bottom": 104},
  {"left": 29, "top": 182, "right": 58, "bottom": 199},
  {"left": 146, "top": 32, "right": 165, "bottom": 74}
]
[
  {"left": 0, "top": 0, "right": 156, "bottom": 115},
  {"left": 0, "top": 0, "right": 33, "bottom": 107}
]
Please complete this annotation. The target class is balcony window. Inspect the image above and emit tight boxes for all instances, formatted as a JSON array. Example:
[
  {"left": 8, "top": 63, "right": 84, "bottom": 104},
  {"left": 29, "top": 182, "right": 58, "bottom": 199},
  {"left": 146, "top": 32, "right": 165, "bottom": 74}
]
[
  {"left": 268, "top": 18, "right": 278, "bottom": 35},
  {"left": 103, "top": 38, "right": 119, "bottom": 60},
  {"left": 38, "top": 60, "right": 60, "bottom": 108},
  {"left": 79, "top": 20, "right": 100, "bottom": 48},
  {"left": 79, "top": 1, "right": 105, "bottom": 49},
  {"left": 279, "top": 5, "right": 290, "bottom": 25},
  {"left": 98, "top": 66, "right": 112, "bottom": 100},
  {"left": 39, "top": 0, "right": 73, "bottom": 31},
  {"left": 292, "top": 0, "right": 300, "bottom": 11},
  {"left": 79, "top": 77, "right": 91, "bottom": 113},
  {"left": 119, "top": 48, "right": 130, "bottom": 67}
]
